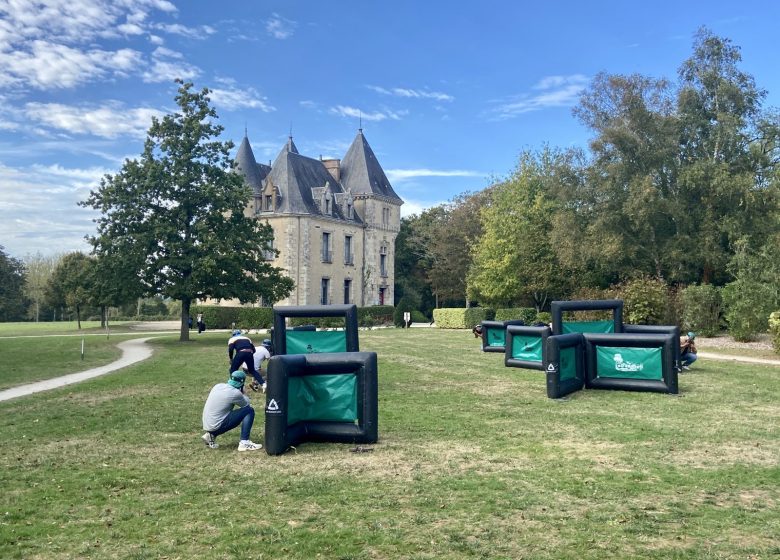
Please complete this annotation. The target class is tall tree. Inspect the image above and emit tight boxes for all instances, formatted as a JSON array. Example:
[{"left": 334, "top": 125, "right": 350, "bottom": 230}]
[
  {"left": 82, "top": 81, "right": 293, "bottom": 341},
  {"left": 0, "top": 246, "right": 28, "bottom": 322},
  {"left": 45, "top": 252, "right": 94, "bottom": 329},
  {"left": 23, "top": 252, "right": 60, "bottom": 322},
  {"left": 676, "top": 28, "right": 779, "bottom": 283},
  {"left": 468, "top": 148, "right": 576, "bottom": 310}
]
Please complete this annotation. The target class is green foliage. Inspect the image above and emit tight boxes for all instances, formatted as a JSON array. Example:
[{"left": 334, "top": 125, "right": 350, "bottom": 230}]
[
  {"left": 495, "top": 307, "right": 537, "bottom": 323},
  {"left": 722, "top": 280, "right": 775, "bottom": 341},
  {"left": 237, "top": 307, "right": 274, "bottom": 329},
  {"left": 45, "top": 252, "right": 95, "bottom": 328},
  {"left": 358, "top": 305, "right": 394, "bottom": 327},
  {"left": 614, "top": 276, "right": 669, "bottom": 325},
  {"left": 393, "top": 296, "right": 418, "bottom": 327},
  {"left": 81, "top": 81, "right": 293, "bottom": 341},
  {"left": 0, "top": 245, "right": 28, "bottom": 321},
  {"left": 680, "top": 284, "right": 722, "bottom": 336},
  {"left": 769, "top": 311, "right": 780, "bottom": 353},
  {"left": 536, "top": 311, "right": 552, "bottom": 325},
  {"left": 410, "top": 309, "right": 428, "bottom": 323},
  {"left": 433, "top": 307, "right": 494, "bottom": 329},
  {"left": 190, "top": 305, "right": 240, "bottom": 330}
]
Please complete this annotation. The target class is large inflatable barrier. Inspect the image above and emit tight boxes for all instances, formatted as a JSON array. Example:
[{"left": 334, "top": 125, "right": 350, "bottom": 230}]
[
  {"left": 480, "top": 320, "right": 527, "bottom": 353},
  {"left": 272, "top": 304, "right": 359, "bottom": 355},
  {"left": 486, "top": 299, "right": 680, "bottom": 398},
  {"left": 264, "top": 352, "right": 378, "bottom": 456},
  {"left": 265, "top": 304, "right": 377, "bottom": 455},
  {"left": 505, "top": 325, "right": 552, "bottom": 370}
]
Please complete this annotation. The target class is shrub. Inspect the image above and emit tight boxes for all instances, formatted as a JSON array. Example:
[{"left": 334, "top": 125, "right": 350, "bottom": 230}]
[
  {"left": 411, "top": 310, "right": 428, "bottom": 323},
  {"left": 770, "top": 311, "right": 780, "bottom": 354},
  {"left": 358, "top": 306, "right": 394, "bottom": 327},
  {"left": 536, "top": 311, "right": 551, "bottom": 325},
  {"left": 190, "top": 305, "right": 241, "bottom": 330},
  {"left": 721, "top": 280, "right": 774, "bottom": 342},
  {"left": 237, "top": 307, "right": 274, "bottom": 330},
  {"left": 615, "top": 277, "right": 668, "bottom": 325},
  {"left": 680, "top": 284, "right": 721, "bottom": 336},
  {"left": 495, "top": 307, "right": 537, "bottom": 323},
  {"left": 433, "top": 307, "right": 494, "bottom": 329},
  {"left": 394, "top": 296, "right": 417, "bottom": 327}
]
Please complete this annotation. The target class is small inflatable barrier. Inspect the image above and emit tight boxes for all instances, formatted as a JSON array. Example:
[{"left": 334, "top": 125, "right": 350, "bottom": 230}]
[
  {"left": 505, "top": 325, "right": 552, "bottom": 370},
  {"left": 272, "top": 304, "right": 359, "bottom": 355},
  {"left": 583, "top": 333, "right": 678, "bottom": 394},
  {"left": 551, "top": 300, "right": 624, "bottom": 335},
  {"left": 544, "top": 333, "right": 586, "bottom": 398},
  {"left": 264, "top": 351, "right": 378, "bottom": 455},
  {"left": 623, "top": 324, "right": 681, "bottom": 372},
  {"left": 480, "top": 320, "right": 526, "bottom": 353}
]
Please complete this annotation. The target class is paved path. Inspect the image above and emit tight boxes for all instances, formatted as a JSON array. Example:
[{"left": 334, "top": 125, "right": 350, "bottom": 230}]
[
  {"left": 0, "top": 337, "right": 157, "bottom": 402},
  {"left": 697, "top": 351, "right": 780, "bottom": 366}
]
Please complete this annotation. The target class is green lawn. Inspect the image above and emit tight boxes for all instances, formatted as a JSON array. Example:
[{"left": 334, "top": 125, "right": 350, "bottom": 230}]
[
  {"left": 0, "top": 329, "right": 778, "bottom": 559},
  {"left": 0, "top": 321, "right": 153, "bottom": 337}
]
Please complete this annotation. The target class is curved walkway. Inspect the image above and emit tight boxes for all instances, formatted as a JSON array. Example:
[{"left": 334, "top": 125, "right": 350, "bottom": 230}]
[
  {"left": 0, "top": 337, "right": 158, "bottom": 402},
  {"left": 697, "top": 351, "right": 780, "bottom": 366}
]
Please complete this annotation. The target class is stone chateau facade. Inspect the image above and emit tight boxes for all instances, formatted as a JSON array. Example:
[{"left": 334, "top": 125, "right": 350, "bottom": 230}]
[{"left": 233, "top": 129, "right": 403, "bottom": 307}]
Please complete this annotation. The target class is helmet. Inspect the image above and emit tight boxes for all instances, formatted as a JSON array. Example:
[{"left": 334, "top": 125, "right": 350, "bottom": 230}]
[
  {"left": 228, "top": 370, "right": 246, "bottom": 389},
  {"left": 232, "top": 329, "right": 242, "bottom": 337},
  {"left": 262, "top": 339, "right": 272, "bottom": 348},
  {"left": 687, "top": 331, "right": 696, "bottom": 340}
]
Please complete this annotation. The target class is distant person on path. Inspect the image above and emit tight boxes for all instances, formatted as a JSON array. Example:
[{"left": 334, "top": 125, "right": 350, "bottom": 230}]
[
  {"left": 228, "top": 330, "right": 266, "bottom": 391},
  {"left": 201, "top": 370, "right": 262, "bottom": 451},
  {"left": 680, "top": 331, "right": 698, "bottom": 371},
  {"left": 196, "top": 313, "right": 205, "bottom": 334}
]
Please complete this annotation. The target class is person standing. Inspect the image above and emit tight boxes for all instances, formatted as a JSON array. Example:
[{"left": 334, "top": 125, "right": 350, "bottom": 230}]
[
  {"left": 196, "top": 313, "right": 205, "bottom": 334},
  {"left": 680, "top": 331, "right": 698, "bottom": 371},
  {"left": 228, "top": 330, "right": 265, "bottom": 391},
  {"left": 201, "top": 370, "right": 262, "bottom": 451}
]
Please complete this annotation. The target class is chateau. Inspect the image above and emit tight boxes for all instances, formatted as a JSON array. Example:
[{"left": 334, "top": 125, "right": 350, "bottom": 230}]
[{"left": 234, "top": 129, "right": 403, "bottom": 307}]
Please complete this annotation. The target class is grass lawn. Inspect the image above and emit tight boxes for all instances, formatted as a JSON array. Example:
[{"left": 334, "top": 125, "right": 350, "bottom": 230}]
[
  {"left": 0, "top": 328, "right": 778, "bottom": 559},
  {"left": 0, "top": 321, "right": 159, "bottom": 337}
]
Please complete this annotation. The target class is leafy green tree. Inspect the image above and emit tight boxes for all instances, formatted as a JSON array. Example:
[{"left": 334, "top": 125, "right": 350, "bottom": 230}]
[
  {"left": 468, "top": 148, "right": 575, "bottom": 311},
  {"left": 0, "top": 246, "right": 28, "bottom": 321},
  {"left": 680, "top": 284, "right": 722, "bottom": 336},
  {"left": 82, "top": 81, "right": 293, "bottom": 341},
  {"left": 395, "top": 214, "right": 435, "bottom": 314},
  {"left": 22, "top": 252, "right": 60, "bottom": 322},
  {"left": 45, "top": 252, "right": 94, "bottom": 329}
]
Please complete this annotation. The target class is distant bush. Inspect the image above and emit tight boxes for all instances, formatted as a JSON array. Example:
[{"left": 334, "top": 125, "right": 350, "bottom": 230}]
[
  {"left": 722, "top": 280, "right": 774, "bottom": 342},
  {"left": 190, "top": 306, "right": 240, "bottom": 330},
  {"left": 615, "top": 277, "right": 668, "bottom": 325},
  {"left": 358, "top": 306, "right": 394, "bottom": 327},
  {"left": 495, "top": 307, "right": 537, "bottom": 323},
  {"left": 536, "top": 311, "right": 551, "bottom": 325},
  {"left": 770, "top": 311, "right": 780, "bottom": 354},
  {"left": 237, "top": 307, "right": 274, "bottom": 330},
  {"left": 394, "top": 296, "right": 417, "bottom": 327},
  {"left": 433, "top": 307, "right": 494, "bottom": 329},
  {"left": 680, "top": 284, "right": 721, "bottom": 336}
]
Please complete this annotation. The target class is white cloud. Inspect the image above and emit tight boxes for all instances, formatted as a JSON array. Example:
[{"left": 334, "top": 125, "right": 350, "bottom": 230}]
[
  {"left": 399, "top": 198, "right": 446, "bottom": 218},
  {"left": 141, "top": 47, "right": 200, "bottom": 83},
  {"left": 266, "top": 13, "right": 296, "bottom": 39},
  {"left": 155, "top": 22, "right": 216, "bottom": 38},
  {"left": 209, "top": 83, "right": 275, "bottom": 112},
  {"left": 368, "top": 85, "right": 454, "bottom": 102},
  {"left": 0, "top": 161, "right": 107, "bottom": 256},
  {"left": 329, "top": 105, "right": 408, "bottom": 122},
  {"left": 385, "top": 168, "right": 483, "bottom": 183},
  {"left": 24, "top": 101, "right": 162, "bottom": 139},
  {"left": 489, "top": 74, "right": 589, "bottom": 120}
]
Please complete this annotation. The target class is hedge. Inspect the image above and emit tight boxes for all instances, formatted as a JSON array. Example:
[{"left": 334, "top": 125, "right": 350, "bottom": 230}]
[
  {"left": 433, "top": 307, "right": 494, "bottom": 329},
  {"left": 769, "top": 311, "right": 780, "bottom": 354},
  {"left": 190, "top": 305, "right": 394, "bottom": 330},
  {"left": 495, "top": 307, "right": 537, "bottom": 324}
]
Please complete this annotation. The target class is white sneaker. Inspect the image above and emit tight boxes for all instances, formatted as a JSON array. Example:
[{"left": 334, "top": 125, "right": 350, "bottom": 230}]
[
  {"left": 238, "top": 440, "right": 262, "bottom": 451},
  {"left": 682, "top": 365, "right": 690, "bottom": 371},
  {"left": 202, "top": 432, "right": 218, "bottom": 449},
  {"left": 261, "top": 383, "right": 267, "bottom": 394}
]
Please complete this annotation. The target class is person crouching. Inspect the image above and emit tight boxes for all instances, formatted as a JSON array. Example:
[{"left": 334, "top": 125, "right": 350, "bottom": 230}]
[{"left": 201, "top": 370, "right": 262, "bottom": 451}]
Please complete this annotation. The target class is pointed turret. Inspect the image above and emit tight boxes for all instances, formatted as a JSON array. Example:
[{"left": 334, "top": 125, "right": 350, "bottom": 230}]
[
  {"left": 340, "top": 130, "right": 402, "bottom": 202},
  {"left": 235, "top": 135, "right": 266, "bottom": 193}
]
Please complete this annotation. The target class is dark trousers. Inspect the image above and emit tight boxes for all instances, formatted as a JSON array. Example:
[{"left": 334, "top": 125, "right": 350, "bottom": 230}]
[
  {"left": 197, "top": 321, "right": 205, "bottom": 333},
  {"left": 211, "top": 406, "right": 255, "bottom": 441},
  {"left": 230, "top": 352, "right": 264, "bottom": 385}
]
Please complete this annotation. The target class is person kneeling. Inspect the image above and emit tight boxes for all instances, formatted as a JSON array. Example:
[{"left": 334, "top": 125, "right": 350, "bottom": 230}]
[{"left": 201, "top": 370, "right": 262, "bottom": 451}]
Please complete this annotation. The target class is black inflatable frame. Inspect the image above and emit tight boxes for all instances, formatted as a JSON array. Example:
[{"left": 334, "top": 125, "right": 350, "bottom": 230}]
[
  {"left": 505, "top": 325, "right": 552, "bottom": 370},
  {"left": 551, "top": 300, "right": 624, "bottom": 335},
  {"left": 623, "top": 324, "right": 681, "bottom": 372},
  {"left": 480, "top": 320, "right": 527, "bottom": 353},
  {"left": 583, "top": 333, "right": 678, "bottom": 394},
  {"left": 264, "top": 352, "right": 378, "bottom": 455},
  {"left": 272, "top": 304, "right": 359, "bottom": 355},
  {"left": 544, "top": 333, "right": 586, "bottom": 398}
]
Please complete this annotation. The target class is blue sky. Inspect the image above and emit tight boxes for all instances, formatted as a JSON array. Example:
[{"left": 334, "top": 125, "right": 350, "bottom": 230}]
[{"left": 2, "top": 0, "right": 779, "bottom": 258}]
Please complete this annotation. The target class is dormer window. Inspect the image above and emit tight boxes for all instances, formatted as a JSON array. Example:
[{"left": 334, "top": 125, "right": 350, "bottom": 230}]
[
  {"left": 325, "top": 198, "right": 331, "bottom": 214},
  {"left": 265, "top": 195, "right": 273, "bottom": 211},
  {"left": 346, "top": 202, "right": 352, "bottom": 218}
]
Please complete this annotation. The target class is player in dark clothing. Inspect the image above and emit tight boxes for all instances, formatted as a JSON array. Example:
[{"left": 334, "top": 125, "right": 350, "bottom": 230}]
[{"left": 227, "top": 330, "right": 265, "bottom": 391}]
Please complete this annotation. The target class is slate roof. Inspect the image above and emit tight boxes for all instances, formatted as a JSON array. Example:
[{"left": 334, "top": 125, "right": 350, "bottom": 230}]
[
  {"left": 235, "top": 135, "right": 270, "bottom": 194},
  {"left": 340, "top": 130, "right": 402, "bottom": 203}
]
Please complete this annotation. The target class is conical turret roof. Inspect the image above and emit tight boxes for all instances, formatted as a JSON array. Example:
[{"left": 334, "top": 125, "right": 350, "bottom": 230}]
[
  {"left": 340, "top": 130, "right": 402, "bottom": 202},
  {"left": 234, "top": 135, "right": 265, "bottom": 193}
]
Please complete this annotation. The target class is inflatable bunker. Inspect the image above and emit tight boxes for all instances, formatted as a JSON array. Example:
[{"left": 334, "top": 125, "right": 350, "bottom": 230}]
[
  {"left": 264, "top": 352, "right": 378, "bottom": 455},
  {"left": 480, "top": 320, "right": 527, "bottom": 353},
  {"left": 505, "top": 324, "right": 552, "bottom": 370},
  {"left": 272, "top": 304, "right": 359, "bottom": 355},
  {"left": 544, "top": 333, "right": 586, "bottom": 398},
  {"left": 551, "top": 299, "right": 624, "bottom": 335}
]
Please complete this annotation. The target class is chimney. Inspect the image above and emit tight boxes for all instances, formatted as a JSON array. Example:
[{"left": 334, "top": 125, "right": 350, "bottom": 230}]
[{"left": 322, "top": 158, "right": 341, "bottom": 182}]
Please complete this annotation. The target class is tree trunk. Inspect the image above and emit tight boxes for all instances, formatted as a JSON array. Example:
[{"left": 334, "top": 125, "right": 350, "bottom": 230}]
[
  {"left": 100, "top": 305, "right": 107, "bottom": 328},
  {"left": 76, "top": 304, "right": 82, "bottom": 330},
  {"left": 180, "top": 297, "right": 191, "bottom": 342}
]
